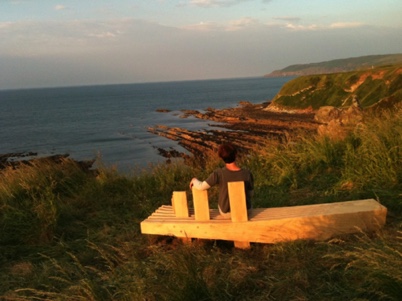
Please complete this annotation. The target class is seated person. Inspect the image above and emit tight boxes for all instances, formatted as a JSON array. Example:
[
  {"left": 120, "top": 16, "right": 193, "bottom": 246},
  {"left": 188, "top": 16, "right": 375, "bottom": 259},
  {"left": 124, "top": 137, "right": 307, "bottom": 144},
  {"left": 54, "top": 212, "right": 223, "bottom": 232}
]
[{"left": 189, "top": 143, "right": 254, "bottom": 218}]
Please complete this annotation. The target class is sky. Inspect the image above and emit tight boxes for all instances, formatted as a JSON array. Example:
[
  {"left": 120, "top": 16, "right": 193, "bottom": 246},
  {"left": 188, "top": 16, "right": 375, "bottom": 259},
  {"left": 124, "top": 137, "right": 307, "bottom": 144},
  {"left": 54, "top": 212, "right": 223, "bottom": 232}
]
[{"left": 0, "top": 0, "right": 401, "bottom": 90}]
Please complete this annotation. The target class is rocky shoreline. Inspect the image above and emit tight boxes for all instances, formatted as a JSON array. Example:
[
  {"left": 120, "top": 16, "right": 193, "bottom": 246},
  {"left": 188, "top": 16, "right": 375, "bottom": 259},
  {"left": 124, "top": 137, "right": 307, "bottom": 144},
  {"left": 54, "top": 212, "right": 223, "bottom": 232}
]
[
  {"left": 148, "top": 101, "right": 319, "bottom": 162},
  {"left": 0, "top": 152, "right": 95, "bottom": 172},
  {"left": 4, "top": 101, "right": 306, "bottom": 170},
  {"left": 2, "top": 102, "right": 362, "bottom": 170}
]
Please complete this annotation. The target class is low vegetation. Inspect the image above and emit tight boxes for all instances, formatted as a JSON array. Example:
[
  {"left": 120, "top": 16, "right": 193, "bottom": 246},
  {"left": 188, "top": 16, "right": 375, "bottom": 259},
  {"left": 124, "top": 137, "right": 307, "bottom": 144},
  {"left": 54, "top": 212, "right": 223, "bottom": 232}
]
[
  {"left": 1, "top": 106, "right": 402, "bottom": 300},
  {"left": 271, "top": 64, "right": 402, "bottom": 110}
]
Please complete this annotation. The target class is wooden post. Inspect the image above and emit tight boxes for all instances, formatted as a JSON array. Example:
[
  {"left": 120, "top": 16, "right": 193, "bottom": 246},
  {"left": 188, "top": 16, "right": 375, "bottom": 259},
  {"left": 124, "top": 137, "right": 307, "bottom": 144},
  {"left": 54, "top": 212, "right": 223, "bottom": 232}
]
[
  {"left": 228, "top": 181, "right": 250, "bottom": 249},
  {"left": 172, "top": 191, "right": 191, "bottom": 243},
  {"left": 172, "top": 191, "right": 189, "bottom": 218},
  {"left": 192, "top": 188, "right": 210, "bottom": 221}
]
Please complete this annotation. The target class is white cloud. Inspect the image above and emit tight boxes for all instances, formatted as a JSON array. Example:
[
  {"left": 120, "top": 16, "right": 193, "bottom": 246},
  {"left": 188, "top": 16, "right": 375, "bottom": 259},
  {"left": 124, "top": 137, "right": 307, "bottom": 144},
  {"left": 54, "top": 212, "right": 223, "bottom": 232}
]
[
  {"left": 273, "top": 17, "right": 301, "bottom": 23},
  {"left": 88, "top": 31, "right": 118, "bottom": 39},
  {"left": 285, "top": 23, "right": 319, "bottom": 31},
  {"left": 181, "top": 17, "right": 260, "bottom": 31},
  {"left": 181, "top": 21, "right": 222, "bottom": 31},
  {"left": 226, "top": 17, "right": 260, "bottom": 31},
  {"left": 54, "top": 4, "right": 67, "bottom": 11},
  {"left": 284, "top": 21, "right": 364, "bottom": 31},
  {"left": 330, "top": 22, "right": 364, "bottom": 29},
  {"left": 0, "top": 22, "right": 14, "bottom": 29},
  {"left": 189, "top": 0, "right": 250, "bottom": 8}
]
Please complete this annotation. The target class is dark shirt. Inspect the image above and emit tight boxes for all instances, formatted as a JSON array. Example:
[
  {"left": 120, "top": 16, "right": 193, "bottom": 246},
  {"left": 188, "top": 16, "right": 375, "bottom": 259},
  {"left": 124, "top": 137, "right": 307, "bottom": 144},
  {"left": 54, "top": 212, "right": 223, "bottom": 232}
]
[{"left": 205, "top": 167, "right": 254, "bottom": 213}]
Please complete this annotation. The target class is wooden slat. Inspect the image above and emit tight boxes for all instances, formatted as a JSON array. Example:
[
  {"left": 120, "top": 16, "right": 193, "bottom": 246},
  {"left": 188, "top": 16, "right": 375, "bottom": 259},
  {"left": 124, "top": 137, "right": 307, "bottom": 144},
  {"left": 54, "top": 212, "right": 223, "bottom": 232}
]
[
  {"left": 192, "top": 188, "right": 210, "bottom": 221},
  {"left": 172, "top": 191, "right": 191, "bottom": 243},
  {"left": 228, "top": 181, "right": 248, "bottom": 222},
  {"left": 228, "top": 181, "right": 250, "bottom": 248},
  {"left": 172, "top": 191, "right": 189, "bottom": 218}
]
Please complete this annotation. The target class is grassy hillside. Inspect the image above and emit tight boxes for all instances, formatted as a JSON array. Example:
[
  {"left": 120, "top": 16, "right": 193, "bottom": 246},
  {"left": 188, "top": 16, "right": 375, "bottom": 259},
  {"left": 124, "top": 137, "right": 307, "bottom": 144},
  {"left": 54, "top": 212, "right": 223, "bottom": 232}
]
[
  {"left": 1, "top": 105, "right": 402, "bottom": 300},
  {"left": 266, "top": 53, "right": 402, "bottom": 77},
  {"left": 269, "top": 64, "right": 402, "bottom": 110}
]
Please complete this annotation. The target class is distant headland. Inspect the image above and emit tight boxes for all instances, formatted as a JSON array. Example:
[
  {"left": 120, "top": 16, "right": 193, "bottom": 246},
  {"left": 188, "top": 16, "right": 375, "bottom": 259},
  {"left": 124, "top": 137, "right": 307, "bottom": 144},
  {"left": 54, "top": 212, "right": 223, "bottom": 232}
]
[{"left": 265, "top": 53, "right": 402, "bottom": 77}]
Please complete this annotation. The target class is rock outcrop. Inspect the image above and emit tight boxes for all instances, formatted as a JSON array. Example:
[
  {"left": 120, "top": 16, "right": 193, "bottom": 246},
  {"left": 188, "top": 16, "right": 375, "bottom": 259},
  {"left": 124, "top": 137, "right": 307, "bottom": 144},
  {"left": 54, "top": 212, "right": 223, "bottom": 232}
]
[
  {"left": 315, "top": 104, "right": 364, "bottom": 140},
  {"left": 149, "top": 103, "right": 318, "bottom": 163}
]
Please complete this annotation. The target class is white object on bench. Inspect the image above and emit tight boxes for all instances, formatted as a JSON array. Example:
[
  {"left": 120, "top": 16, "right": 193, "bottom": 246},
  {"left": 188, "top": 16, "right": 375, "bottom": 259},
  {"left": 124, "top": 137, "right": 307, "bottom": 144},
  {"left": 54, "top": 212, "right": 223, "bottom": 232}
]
[{"left": 140, "top": 181, "right": 387, "bottom": 248}]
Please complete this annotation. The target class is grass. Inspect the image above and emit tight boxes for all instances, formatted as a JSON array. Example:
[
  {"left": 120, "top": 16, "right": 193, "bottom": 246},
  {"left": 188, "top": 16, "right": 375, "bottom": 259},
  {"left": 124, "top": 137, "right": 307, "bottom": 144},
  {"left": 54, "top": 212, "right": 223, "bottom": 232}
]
[
  {"left": 273, "top": 64, "right": 402, "bottom": 110},
  {"left": 1, "top": 106, "right": 402, "bottom": 300}
]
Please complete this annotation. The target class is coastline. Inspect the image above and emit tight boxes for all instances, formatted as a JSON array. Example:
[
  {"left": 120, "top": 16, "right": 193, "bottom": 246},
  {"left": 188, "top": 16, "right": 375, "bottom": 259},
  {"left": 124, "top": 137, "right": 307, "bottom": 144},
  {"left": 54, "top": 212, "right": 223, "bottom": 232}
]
[
  {"left": 1, "top": 102, "right": 319, "bottom": 169},
  {"left": 0, "top": 152, "right": 95, "bottom": 171},
  {"left": 148, "top": 101, "right": 319, "bottom": 161}
]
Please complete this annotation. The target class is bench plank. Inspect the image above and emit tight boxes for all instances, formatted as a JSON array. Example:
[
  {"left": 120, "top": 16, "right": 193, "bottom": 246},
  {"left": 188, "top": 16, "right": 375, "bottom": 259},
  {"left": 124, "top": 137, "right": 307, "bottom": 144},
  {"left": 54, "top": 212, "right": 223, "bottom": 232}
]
[
  {"left": 228, "top": 181, "right": 250, "bottom": 248},
  {"left": 172, "top": 191, "right": 189, "bottom": 218},
  {"left": 140, "top": 199, "right": 387, "bottom": 244},
  {"left": 192, "top": 188, "right": 210, "bottom": 221},
  {"left": 228, "top": 181, "right": 248, "bottom": 223},
  {"left": 171, "top": 191, "right": 191, "bottom": 243}
]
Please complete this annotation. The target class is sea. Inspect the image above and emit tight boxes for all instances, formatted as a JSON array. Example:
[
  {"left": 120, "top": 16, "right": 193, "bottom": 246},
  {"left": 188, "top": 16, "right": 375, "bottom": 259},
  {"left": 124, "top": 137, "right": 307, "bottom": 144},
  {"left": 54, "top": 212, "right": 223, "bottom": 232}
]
[{"left": 0, "top": 77, "right": 293, "bottom": 173}]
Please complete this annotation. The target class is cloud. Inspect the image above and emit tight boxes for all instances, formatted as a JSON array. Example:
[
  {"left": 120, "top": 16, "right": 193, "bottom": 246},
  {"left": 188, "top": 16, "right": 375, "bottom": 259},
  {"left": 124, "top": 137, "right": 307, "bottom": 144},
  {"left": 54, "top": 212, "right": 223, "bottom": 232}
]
[
  {"left": 181, "top": 21, "right": 222, "bottom": 31},
  {"left": 88, "top": 31, "right": 119, "bottom": 39},
  {"left": 189, "top": 0, "right": 250, "bottom": 8},
  {"left": 181, "top": 17, "right": 260, "bottom": 31},
  {"left": 0, "top": 22, "right": 14, "bottom": 29},
  {"left": 284, "top": 21, "right": 365, "bottom": 31},
  {"left": 273, "top": 17, "right": 301, "bottom": 23},
  {"left": 285, "top": 23, "right": 319, "bottom": 31},
  {"left": 54, "top": 4, "right": 67, "bottom": 11},
  {"left": 0, "top": 19, "right": 130, "bottom": 57},
  {"left": 330, "top": 22, "right": 364, "bottom": 29},
  {"left": 226, "top": 17, "right": 260, "bottom": 31}
]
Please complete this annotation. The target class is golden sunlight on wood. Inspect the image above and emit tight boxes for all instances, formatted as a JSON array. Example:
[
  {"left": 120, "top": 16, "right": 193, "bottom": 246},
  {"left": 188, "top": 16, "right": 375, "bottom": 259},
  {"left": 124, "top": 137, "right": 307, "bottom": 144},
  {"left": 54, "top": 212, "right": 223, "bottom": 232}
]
[{"left": 141, "top": 182, "right": 387, "bottom": 249}]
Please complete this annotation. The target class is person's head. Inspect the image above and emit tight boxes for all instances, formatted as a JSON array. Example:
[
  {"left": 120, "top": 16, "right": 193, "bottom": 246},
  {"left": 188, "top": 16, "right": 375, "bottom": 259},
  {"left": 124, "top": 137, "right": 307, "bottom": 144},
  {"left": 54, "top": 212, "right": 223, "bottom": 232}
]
[{"left": 218, "top": 143, "right": 237, "bottom": 164}]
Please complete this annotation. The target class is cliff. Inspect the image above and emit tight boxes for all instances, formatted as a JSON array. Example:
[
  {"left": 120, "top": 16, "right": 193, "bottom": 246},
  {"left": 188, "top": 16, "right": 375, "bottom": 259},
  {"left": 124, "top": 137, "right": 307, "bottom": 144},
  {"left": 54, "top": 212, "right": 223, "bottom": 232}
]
[{"left": 267, "top": 64, "right": 402, "bottom": 112}]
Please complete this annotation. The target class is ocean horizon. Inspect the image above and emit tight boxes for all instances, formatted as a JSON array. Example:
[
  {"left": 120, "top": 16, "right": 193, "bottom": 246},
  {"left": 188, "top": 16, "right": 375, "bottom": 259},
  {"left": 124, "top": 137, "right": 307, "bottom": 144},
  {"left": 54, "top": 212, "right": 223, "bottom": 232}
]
[{"left": 0, "top": 76, "right": 293, "bottom": 172}]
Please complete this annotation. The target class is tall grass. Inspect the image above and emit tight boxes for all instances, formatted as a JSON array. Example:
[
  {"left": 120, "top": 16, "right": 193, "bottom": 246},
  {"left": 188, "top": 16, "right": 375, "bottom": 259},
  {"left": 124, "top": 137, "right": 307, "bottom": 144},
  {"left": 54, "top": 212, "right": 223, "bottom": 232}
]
[
  {"left": 342, "top": 109, "right": 402, "bottom": 190},
  {"left": 327, "top": 231, "right": 402, "bottom": 300},
  {"left": 0, "top": 157, "right": 91, "bottom": 245},
  {"left": 1, "top": 105, "right": 402, "bottom": 300}
]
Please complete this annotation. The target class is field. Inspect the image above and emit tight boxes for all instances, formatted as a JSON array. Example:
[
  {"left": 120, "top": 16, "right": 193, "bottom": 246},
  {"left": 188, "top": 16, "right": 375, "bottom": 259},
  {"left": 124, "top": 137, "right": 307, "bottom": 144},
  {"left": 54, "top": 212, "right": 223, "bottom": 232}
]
[{"left": 1, "top": 106, "right": 402, "bottom": 301}]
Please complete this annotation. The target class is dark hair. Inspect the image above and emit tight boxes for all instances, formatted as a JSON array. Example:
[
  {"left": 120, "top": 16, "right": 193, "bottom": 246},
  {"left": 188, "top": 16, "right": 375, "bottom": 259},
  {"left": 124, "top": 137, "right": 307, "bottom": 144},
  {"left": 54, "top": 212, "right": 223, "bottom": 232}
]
[{"left": 218, "top": 143, "right": 237, "bottom": 164}]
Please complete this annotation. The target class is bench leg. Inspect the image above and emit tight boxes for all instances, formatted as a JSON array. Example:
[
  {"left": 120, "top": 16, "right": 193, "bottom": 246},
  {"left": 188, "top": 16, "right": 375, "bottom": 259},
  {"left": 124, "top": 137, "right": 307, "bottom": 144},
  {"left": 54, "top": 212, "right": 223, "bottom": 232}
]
[
  {"left": 180, "top": 237, "right": 192, "bottom": 244},
  {"left": 234, "top": 241, "right": 250, "bottom": 249}
]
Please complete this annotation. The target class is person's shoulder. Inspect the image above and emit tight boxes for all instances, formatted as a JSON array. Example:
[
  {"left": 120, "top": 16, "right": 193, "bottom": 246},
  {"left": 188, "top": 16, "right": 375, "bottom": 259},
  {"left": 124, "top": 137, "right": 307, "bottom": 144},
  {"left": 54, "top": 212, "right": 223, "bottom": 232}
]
[
  {"left": 240, "top": 167, "right": 252, "bottom": 173},
  {"left": 209, "top": 167, "right": 224, "bottom": 176},
  {"left": 242, "top": 168, "right": 254, "bottom": 178}
]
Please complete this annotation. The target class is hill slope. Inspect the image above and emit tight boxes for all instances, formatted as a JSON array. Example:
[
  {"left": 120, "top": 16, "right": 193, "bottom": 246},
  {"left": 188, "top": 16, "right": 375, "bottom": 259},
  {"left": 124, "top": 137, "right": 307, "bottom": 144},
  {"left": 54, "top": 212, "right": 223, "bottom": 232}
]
[
  {"left": 267, "top": 64, "right": 402, "bottom": 111},
  {"left": 265, "top": 53, "right": 402, "bottom": 77}
]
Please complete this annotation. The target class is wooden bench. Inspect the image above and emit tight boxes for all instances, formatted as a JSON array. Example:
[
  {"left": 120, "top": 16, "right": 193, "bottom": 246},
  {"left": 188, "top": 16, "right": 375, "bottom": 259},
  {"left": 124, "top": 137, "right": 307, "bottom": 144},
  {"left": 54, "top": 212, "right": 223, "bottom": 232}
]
[{"left": 140, "top": 181, "right": 387, "bottom": 248}]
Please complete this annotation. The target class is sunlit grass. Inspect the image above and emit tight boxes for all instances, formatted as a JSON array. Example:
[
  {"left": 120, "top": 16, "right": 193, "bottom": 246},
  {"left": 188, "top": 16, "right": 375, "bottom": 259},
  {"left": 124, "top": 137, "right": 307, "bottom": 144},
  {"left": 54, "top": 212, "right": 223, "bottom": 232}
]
[{"left": 1, "top": 105, "right": 402, "bottom": 300}]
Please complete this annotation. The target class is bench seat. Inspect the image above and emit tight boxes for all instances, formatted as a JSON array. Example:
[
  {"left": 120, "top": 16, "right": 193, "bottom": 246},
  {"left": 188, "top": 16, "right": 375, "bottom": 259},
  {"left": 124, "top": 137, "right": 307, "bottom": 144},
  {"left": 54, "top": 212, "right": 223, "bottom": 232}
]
[{"left": 140, "top": 198, "right": 387, "bottom": 246}]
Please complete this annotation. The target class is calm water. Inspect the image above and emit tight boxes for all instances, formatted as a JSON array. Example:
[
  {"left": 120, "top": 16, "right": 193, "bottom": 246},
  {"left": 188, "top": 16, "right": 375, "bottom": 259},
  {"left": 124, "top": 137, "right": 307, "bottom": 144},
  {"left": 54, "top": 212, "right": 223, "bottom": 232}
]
[{"left": 0, "top": 77, "right": 292, "bottom": 172}]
